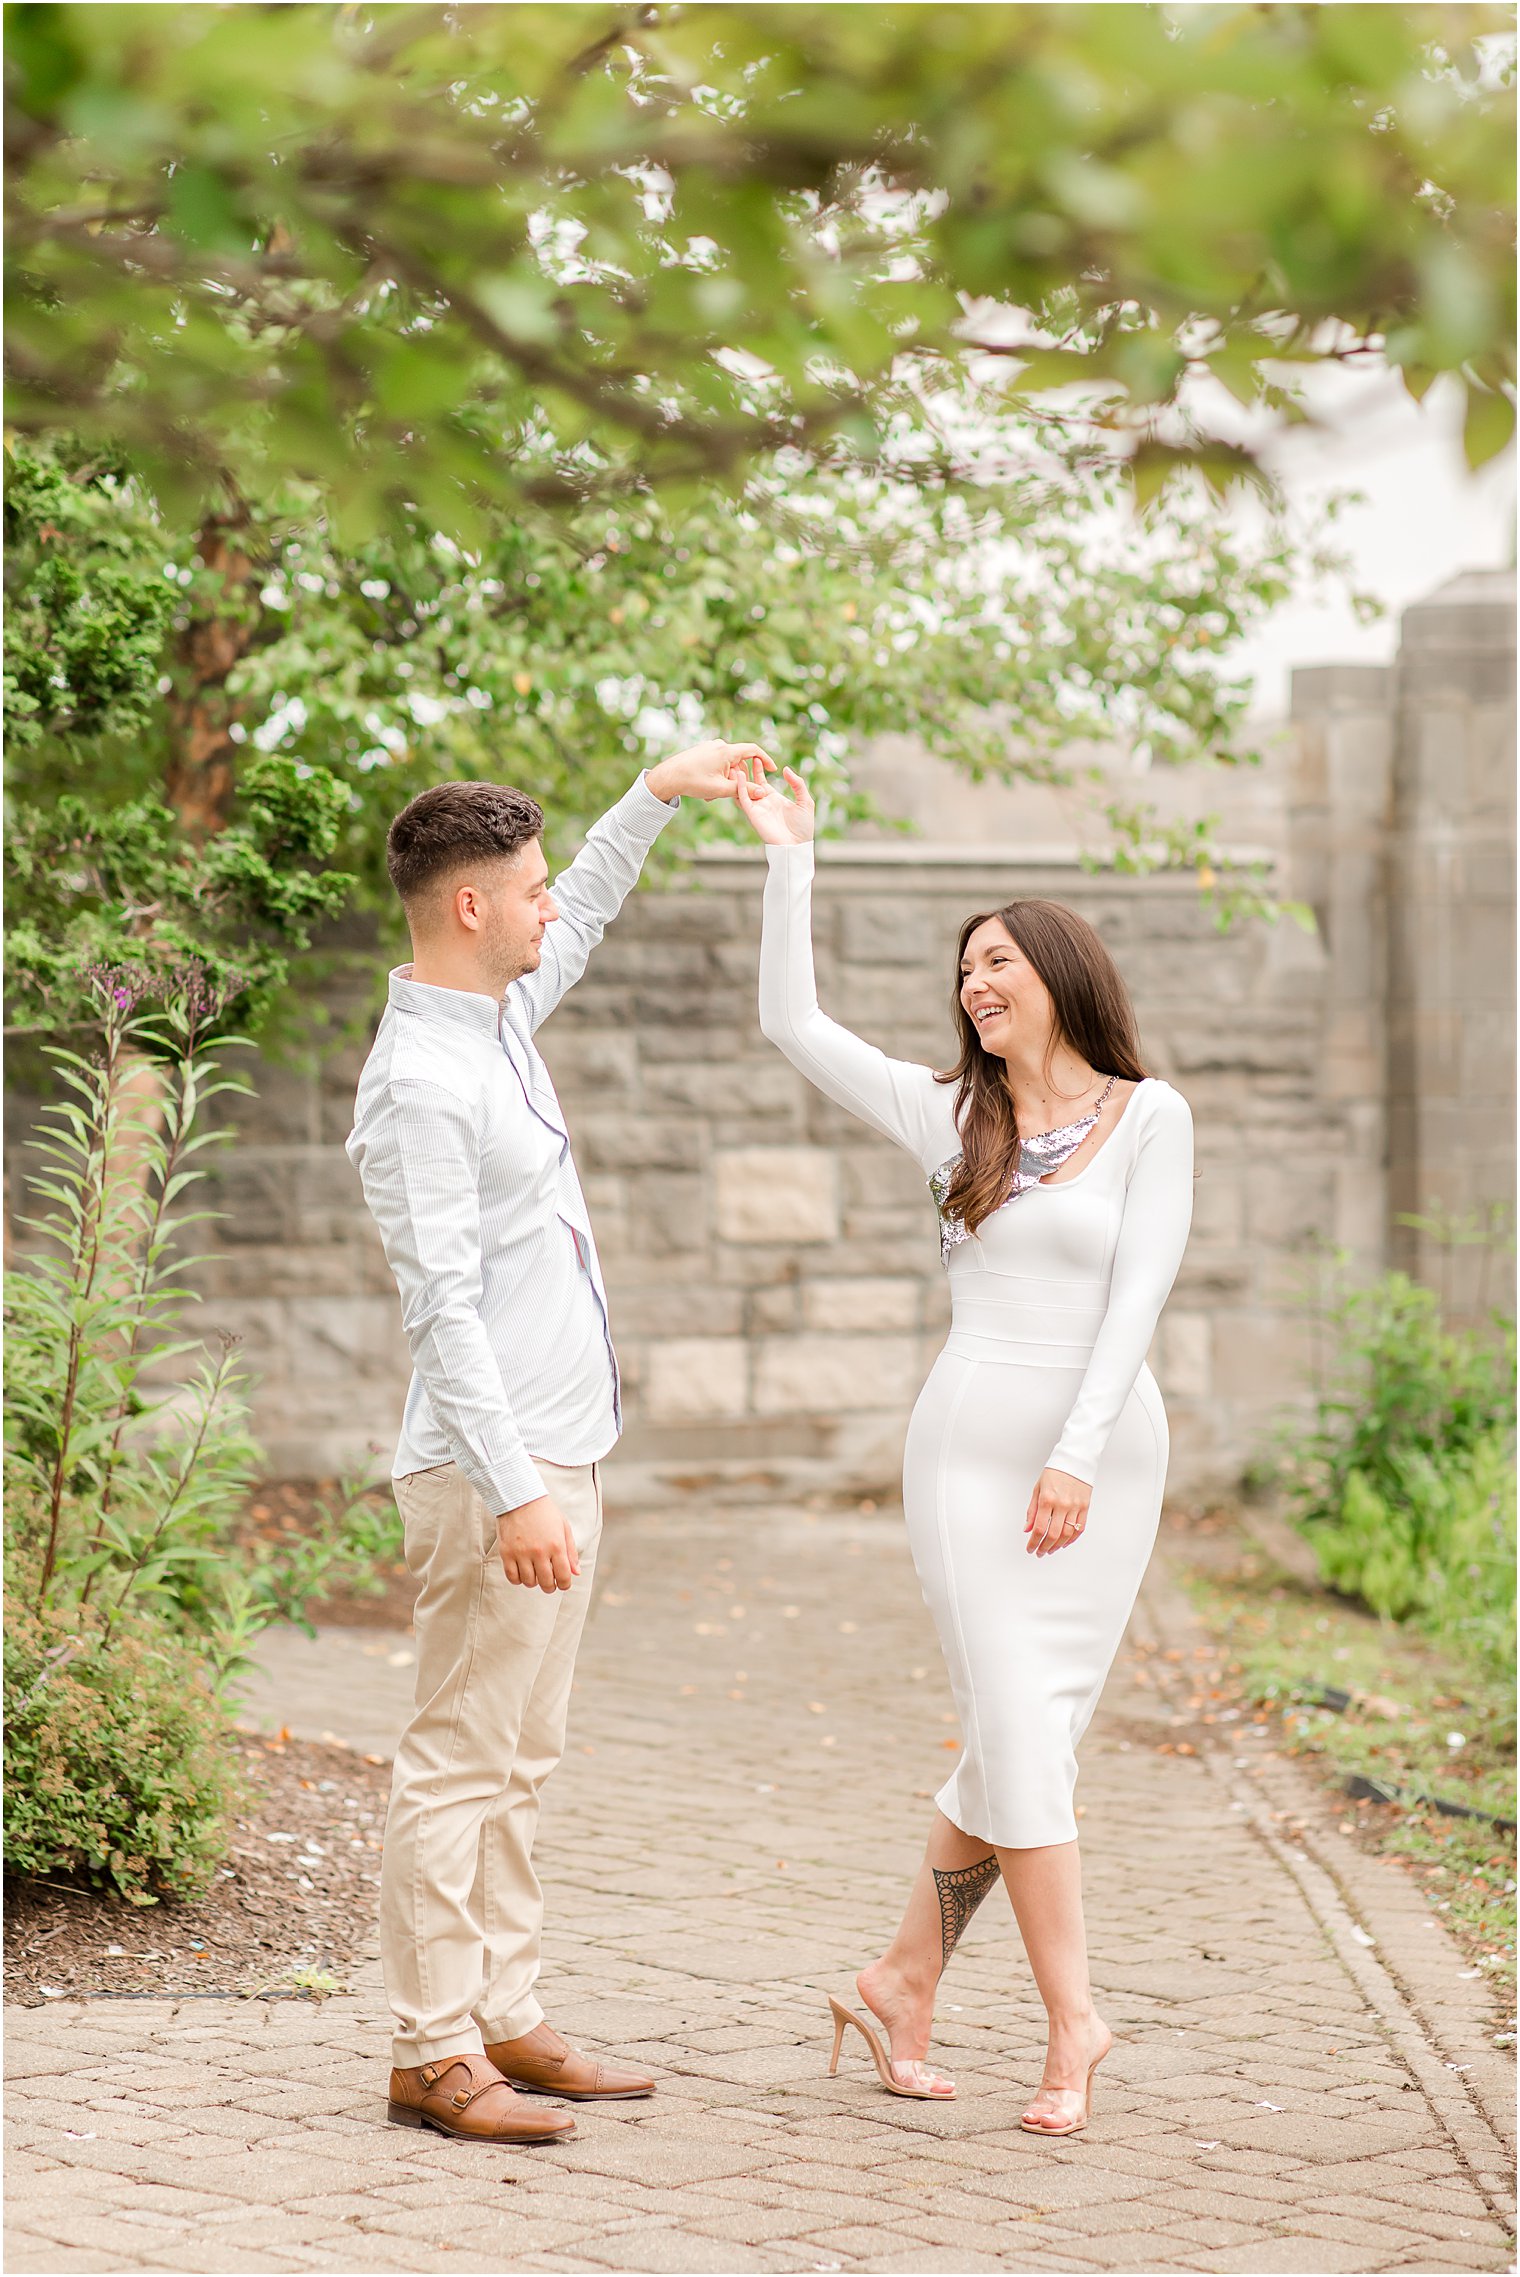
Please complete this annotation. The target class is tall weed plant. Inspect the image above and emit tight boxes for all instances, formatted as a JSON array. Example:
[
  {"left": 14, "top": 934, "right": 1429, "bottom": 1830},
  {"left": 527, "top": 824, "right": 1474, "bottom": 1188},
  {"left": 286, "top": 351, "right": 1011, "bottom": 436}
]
[
  {"left": 3, "top": 966, "right": 393, "bottom": 1903},
  {"left": 1280, "top": 1234, "right": 1516, "bottom": 1692}
]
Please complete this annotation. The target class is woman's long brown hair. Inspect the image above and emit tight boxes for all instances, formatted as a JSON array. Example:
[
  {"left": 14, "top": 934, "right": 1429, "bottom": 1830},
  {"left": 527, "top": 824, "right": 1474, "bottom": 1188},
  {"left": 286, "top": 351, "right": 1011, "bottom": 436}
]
[{"left": 935, "top": 900, "right": 1150, "bottom": 1236}]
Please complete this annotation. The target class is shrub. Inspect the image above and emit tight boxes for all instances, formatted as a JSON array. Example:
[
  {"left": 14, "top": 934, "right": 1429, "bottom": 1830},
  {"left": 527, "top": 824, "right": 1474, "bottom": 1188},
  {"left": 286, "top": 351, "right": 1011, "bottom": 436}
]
[
  {"left": 3, "top": 1591, "right": 243, "bottom": 1903},
  {"left": 1280, "top": 1252, "right": 1516, "bottom": 1687}
]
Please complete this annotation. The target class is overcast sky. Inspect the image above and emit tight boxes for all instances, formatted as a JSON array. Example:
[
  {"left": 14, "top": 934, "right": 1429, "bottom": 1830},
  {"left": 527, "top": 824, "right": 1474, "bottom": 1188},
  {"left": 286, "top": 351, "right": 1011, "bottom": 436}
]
[{"left": 1222, "top": 366, "right": 1516, "bottom": 718}]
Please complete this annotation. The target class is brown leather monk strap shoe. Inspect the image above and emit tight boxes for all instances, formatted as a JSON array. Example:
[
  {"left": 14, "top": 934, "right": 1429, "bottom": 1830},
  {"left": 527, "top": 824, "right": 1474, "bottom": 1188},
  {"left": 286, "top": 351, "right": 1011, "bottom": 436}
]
[
  {"left": 483, "top": 2021, "right": 656, "bottom": 2101},
  {"left": 387, "top": 2052, "right": 576, "bottom": 2143}
]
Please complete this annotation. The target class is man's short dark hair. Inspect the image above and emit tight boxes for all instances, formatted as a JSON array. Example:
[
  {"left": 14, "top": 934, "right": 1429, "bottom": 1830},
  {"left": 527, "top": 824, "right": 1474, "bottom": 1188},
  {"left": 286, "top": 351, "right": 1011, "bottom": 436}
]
[{"left": 386, "top": 780, "right": 545, "bottom": 907}]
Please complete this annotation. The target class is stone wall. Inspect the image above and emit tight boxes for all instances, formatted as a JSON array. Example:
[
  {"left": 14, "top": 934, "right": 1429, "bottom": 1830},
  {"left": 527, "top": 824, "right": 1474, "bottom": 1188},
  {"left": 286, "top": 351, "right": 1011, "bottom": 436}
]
[
  {"left": 1289, "top": 570, "right": 1517, "bottom": 1321},
  {"left": 83, "top": 844, "right": 1335, "bottom": 1504},
  {"left": 6, "top": 570, "right": 1512, "bottom": 1504}
]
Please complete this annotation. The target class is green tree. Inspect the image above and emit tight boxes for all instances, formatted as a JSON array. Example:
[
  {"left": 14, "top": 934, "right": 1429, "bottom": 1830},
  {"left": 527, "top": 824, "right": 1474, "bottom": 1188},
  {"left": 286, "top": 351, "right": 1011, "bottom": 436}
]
[
  {"left": 7, "top": 3, "right": 1513, "bottom": 536},
  {"left": 4, "top": 421, "right": 1342, "bottom": 1046}
]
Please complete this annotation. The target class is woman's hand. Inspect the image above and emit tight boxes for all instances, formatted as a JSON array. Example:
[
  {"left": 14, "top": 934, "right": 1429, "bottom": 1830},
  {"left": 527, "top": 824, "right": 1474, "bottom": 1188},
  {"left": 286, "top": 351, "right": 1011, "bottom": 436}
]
[
  {"left": 1025, "top": 1467, "right": 1091, "bottom": 1556},
  {"left": 734, "top": 764, "right": 815, "bottom": 844}
]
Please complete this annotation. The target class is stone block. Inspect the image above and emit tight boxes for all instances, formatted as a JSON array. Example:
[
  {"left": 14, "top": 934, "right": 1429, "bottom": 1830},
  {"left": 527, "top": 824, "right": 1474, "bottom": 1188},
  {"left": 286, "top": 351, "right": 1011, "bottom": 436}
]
[
  {"left": 223, "top": 1066, "right": 319, "bottom": 1147},
  {"left": 714, "top": 1148, "right": 839, "bottom": 1245},
  {"left": 747, "top": 1284, "right": 799, "bottom": 1334},
  {"left": 286, "top": 1297, "right": 406, "bottom": 1387},
  {"left": 652, "top": 1059, "right": 803, "bottom": 1124},
  {"left": 839, "top": 1144, "right": 930, "bottom": 1209},
  {"left": 1158, "top": 1311, "right": 1211, "bottom": 1398},
  {"left": 290, "top": 1151, "right": 368, "bottom": 1245},
  {"left": 752, "top": 1334, "right": 920, "bottom": 1414},
  {"left": 1245, "top": 1162, "right": 1337, "bottom": 1248},
  {"left": 579, "top": 1116, "right": 696, "bottom": 1172},
  {"left": 838, "top": 900, "right": 941, "bottom": 967},
  {"left": 636, "top": 1015, "right": 745, "bottom": 1059},
  {"left": 628, "top": 981, "right": 741, "bottom": 1031},
  {"left": 609, "top": 1285, "right": 746, "bottom": 1338},
  {"left": 631, "top": 885, "right": 753, "bottom": 944},
  {"left": 802, "top": 1277, "right": 920, "bottom": 1332},
  {"left": 1188, "top": 1160, "right": 1245, "bottom": 1247},
  {"left": 182, "top": 1297, "right": 292, "bottom": 1387},
  {"left": 1290, "top": 662, "right": 1393, "bottom": 716},
  {"left": 1208, "top": 1310, "right": 1314, "bottom": 1404},
  {"left": 593, "top": 938, "right": 714, "bottom": 986},
  {"left": 637, "top": 1338, "right": 749, "bottom": 1423},
  {"left": 626, "top": 1172, "right": 709, "bottom": 1256},
  {"left": 830, "top": 962, "right": 944, "bottom": 1037},
  {"left": 200, "top": 1154, "right": 294, "bottom": 1245},
  {"left": 536, "top": 1029, "right": 639, "bottom": 1099}
]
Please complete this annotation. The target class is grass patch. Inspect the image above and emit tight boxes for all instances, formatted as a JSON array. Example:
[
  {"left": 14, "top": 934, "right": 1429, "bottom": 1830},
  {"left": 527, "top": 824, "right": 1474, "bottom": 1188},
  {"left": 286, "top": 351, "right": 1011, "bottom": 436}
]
[{"left": 1187, "top": 1546, "right": 1515, "bottom": 2007}]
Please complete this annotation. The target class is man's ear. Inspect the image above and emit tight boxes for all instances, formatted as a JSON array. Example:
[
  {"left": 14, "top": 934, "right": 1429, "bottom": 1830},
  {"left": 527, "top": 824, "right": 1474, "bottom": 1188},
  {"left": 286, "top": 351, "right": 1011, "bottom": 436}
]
[{"left": 451, "top": 879, "right": 487, "bottom": 934}]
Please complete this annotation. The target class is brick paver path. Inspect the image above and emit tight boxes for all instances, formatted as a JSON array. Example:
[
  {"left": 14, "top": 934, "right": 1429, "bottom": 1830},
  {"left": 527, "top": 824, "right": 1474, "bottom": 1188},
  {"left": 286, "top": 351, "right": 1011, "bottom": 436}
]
[{"left": 6, "top": 1506, "right": 1514, "bottom": 2275}]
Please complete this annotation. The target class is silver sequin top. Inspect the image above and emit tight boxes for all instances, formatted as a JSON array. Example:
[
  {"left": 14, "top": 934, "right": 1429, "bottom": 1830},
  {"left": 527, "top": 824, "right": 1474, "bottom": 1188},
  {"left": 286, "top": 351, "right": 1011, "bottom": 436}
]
[{"left": 929, "top": 1075, "right": 1117, "bottom": 1264}]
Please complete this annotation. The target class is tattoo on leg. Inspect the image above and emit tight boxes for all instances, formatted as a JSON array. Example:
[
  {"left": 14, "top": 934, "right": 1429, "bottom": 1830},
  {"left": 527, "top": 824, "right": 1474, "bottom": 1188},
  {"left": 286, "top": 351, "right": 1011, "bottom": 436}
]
[{"left": 932, "top": 1853, "right": 1000, "bottom": 1970}]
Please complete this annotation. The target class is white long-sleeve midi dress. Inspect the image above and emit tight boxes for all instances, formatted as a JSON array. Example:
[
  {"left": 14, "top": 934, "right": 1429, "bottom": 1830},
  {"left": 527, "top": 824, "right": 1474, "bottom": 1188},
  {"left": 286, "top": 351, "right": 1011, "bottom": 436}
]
[{"left": 758, "top": 844, "right": 1195, "bottom": 1848}]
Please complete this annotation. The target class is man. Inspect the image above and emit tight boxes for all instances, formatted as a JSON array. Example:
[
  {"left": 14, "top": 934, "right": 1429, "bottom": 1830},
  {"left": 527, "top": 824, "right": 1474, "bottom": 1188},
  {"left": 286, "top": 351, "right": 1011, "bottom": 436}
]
[{"left": 347, "top": 743, "right": 770, "bottom": 2145}]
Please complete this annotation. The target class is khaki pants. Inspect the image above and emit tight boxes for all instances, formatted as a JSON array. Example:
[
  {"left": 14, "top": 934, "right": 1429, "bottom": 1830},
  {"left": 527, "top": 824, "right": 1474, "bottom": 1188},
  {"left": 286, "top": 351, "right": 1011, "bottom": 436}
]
[{"left": 379, "top": 1458, "right": 602, "bottom": 2066}]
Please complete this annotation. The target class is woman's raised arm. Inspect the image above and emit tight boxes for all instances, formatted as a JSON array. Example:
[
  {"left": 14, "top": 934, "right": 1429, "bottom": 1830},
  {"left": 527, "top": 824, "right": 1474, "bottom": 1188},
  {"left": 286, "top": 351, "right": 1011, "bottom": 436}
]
[{"left": 738, "top": 768, "right": 944, "bottom": 1161}]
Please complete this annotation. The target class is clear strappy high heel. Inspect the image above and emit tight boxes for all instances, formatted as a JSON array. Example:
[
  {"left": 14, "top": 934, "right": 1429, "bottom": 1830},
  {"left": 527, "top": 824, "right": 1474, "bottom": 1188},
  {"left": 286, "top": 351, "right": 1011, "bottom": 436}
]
[
  {"left": 826, "top": 1995, "right": 956, "bottom": 2100},
  {"left": 1018, "top": 2037, "right": 1110, "bottom": 2137}
]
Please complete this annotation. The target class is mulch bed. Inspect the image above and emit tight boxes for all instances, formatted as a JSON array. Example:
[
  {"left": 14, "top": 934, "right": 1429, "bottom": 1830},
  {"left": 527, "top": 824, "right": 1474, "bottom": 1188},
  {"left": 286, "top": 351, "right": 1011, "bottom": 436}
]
[
  {"left": 4, "top": 1734, "right": 392, "bottom": 2008},
  {"left": 6, "top": 1480, "right": 411, "bottom": 2008}
]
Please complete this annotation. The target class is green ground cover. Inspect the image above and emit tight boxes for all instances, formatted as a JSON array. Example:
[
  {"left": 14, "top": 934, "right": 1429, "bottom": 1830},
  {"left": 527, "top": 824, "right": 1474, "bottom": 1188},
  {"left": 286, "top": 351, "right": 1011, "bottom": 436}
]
[{"left": 1189, "top": 1544, "right": 1516, "bottom": 2007}]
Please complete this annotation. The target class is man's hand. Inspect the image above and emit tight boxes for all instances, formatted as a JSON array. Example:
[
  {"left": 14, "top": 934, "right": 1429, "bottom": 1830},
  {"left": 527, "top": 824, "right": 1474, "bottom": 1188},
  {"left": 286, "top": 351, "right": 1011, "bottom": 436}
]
[
  {"left": 645, "top": 741, "right": 774, "bottom": 804},
  {"left": 1025, "top": 1467, "right": 1091, "bottom": 1557},
  {"left": 496, "top": 1495, "right": 580, "bottom": 1592}
]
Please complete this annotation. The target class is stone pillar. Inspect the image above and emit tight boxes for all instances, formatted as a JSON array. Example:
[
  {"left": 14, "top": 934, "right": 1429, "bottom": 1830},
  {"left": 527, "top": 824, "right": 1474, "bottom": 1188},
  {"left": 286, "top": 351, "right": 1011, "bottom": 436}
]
[
  {"left": 1287, "top": 661, "right": 1395, "bottom": 1275},
  {"left": 1386, "top": 570, "right": 1517, "bottom": 1317}
]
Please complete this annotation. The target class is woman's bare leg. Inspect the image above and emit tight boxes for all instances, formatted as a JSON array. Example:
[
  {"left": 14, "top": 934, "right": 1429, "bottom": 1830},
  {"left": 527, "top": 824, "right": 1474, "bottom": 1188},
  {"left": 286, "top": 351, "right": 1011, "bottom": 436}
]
[
  {"left": 856, "top": 1810, "right": 1002, "bottom": 2088},
  {"left": 996, "top": 1839, "right": 1111, "bottom": 2126}
]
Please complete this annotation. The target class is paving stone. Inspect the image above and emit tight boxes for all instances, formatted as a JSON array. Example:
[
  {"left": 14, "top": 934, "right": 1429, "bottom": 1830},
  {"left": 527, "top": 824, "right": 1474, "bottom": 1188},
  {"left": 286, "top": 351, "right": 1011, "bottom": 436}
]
[
  {"left": 577, "top": 2227, "right": 797, "bottom": 2272},
  {"left": 1207, "top": 2243, "right": 1432, "bottom": 2274},
  {"left": 5, "top": 2254, "right": 143, "bottom": 2276},
  {"left": 686, "top": 2204, "right": 831, "bottom": 2244},
  {"left": 854, "top": 2253, "right": 1023, "bottom": 2273}
]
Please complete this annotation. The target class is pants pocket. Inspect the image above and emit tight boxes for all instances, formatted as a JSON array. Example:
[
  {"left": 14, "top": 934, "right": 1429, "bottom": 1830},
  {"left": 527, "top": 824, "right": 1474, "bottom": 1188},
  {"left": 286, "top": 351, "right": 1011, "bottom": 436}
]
[{"left": 396, "top": 1464, "right": 462, "bottom": 1579}]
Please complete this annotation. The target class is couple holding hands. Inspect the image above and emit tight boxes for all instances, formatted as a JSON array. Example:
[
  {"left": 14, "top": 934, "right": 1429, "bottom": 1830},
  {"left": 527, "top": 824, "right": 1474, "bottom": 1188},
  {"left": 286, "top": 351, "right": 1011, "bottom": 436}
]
[{"left": 347, "top": 740, "right": 1194, "bottom": 2149}]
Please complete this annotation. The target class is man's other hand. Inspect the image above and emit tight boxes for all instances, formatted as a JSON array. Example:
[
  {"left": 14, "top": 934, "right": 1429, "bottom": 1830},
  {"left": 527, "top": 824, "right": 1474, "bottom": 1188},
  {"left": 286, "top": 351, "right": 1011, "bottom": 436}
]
[
  {"left": 645, "top": 742, "right": 774, "bottom": 804},
  {"left": 496, "top": 1496, "right": 580, "bottom": 1592}
]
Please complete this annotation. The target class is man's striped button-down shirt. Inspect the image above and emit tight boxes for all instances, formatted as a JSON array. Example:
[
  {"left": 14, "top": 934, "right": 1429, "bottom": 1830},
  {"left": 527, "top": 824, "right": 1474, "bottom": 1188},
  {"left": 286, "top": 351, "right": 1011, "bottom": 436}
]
[{"left": 346, "top": 774, "right": 677, "bottom": 1514}]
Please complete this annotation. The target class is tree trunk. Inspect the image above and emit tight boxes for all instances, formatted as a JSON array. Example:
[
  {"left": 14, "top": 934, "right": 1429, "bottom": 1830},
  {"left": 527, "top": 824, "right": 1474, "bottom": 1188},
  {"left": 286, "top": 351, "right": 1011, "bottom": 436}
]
[{"left": 163, "top": 507, "right": 264, "bottom": 840}]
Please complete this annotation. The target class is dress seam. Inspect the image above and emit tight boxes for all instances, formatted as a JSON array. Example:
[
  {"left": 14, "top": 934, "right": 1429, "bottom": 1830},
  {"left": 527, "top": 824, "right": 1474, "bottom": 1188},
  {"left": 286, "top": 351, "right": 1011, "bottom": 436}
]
[
  {"left": 933, "top": 1362, "right": 984, "bottom": 1828},
  {"left": 1069, "top": 1381, "right": 1167, "bottom": 1749}
]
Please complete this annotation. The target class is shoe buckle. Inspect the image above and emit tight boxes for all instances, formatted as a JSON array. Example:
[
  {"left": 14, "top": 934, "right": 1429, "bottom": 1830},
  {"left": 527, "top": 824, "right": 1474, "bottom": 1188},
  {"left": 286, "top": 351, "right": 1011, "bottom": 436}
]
[
  {"left": 451, "top": 2087, "right": 472, "bottom": 2109},
  {"left": 419, "top": 2064, "right": 438, "bottom": 2087}
]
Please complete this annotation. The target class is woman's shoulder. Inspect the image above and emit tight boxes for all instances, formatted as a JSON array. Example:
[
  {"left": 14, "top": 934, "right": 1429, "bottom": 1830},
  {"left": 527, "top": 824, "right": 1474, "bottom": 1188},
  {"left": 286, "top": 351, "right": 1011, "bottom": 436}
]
[{"left": 1130, "top": 1076, "right": 1193, "bottom": 1135}]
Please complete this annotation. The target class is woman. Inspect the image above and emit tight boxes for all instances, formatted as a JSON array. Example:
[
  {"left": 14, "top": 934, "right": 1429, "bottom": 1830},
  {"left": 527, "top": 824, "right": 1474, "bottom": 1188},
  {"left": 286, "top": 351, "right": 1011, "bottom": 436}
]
[{"left": 735, "top": 765, "right": 1194, "bottom": 2138}]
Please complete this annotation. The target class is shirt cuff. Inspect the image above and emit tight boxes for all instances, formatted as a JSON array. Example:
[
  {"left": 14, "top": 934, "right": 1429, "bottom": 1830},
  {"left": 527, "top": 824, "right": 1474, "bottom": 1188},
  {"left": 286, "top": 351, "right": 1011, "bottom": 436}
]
[
  {"left": 634, "top": 769, "right": 681, "bottom": 815},
  {"left": 765, "top": 841, "right": 815, "bottom": 874},
  {"left": 467, "top": 1450, "right": 548, "bottom": 1517}
]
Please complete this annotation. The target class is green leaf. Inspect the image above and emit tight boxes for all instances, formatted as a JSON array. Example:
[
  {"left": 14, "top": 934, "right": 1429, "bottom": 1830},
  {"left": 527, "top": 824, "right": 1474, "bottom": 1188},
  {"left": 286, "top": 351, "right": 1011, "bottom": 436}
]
[
  {"left": 1463, "top": 384, "right": 1516, "bottom": 471},
  {"left": 164, "top": 163, "right": 247, "bottom": 253}
]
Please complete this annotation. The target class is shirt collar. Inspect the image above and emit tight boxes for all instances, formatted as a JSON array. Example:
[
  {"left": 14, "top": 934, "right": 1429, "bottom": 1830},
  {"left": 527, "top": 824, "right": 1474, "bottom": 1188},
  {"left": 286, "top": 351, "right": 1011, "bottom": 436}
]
[{"left": 388, "top": 965, "right": 504, "bottom": 1042}]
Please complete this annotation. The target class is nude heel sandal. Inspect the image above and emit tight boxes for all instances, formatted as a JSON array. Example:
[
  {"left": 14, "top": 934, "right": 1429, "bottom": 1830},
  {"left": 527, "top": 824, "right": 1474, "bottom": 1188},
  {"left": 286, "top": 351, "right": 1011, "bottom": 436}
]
[
  {"left": 1019, "top": 2042, "right": 1108, "bottom": 2137},
  {"left": 826, "top": 1995, "right": 956, "bottom": 2101}
]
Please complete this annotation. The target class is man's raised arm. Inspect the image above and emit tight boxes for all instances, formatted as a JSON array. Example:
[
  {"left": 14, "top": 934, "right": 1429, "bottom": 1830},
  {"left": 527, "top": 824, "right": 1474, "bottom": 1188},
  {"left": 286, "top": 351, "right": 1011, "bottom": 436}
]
[{"left": 511, "top": 742, "right": 772, "bottom": 1031}]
